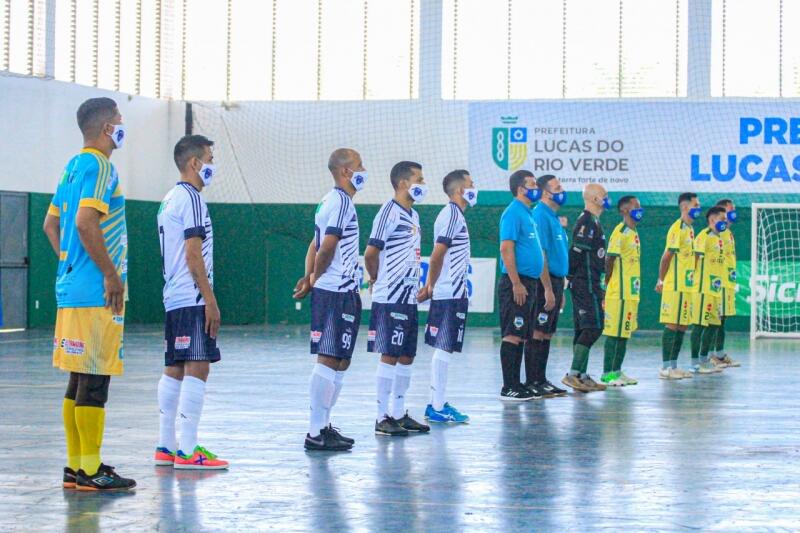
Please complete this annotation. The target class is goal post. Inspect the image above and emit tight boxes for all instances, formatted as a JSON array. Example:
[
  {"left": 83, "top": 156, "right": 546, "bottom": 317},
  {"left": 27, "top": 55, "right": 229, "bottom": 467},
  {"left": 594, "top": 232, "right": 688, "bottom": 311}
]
[{"left": 750, "top": 203, "right": 800, "bottom": 339}]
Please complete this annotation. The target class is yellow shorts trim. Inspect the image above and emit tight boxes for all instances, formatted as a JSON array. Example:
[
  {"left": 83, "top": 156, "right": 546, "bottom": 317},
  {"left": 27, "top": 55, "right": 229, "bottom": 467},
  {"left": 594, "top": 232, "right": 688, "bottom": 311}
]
[
  {"left": 691, "top": 293, "right": 722, "bottom": 326},
  {"left": 659, "top": 290, "right": 693, "bottom": 326},
  {"left": 722, "top": 287, "right": 737, "bottom": 316},
  {"left": 603, "top": 299, "right": 639, "bottom": 339},
  {"left": 53, "top": 306, "right": 125, "bottom": 376}
]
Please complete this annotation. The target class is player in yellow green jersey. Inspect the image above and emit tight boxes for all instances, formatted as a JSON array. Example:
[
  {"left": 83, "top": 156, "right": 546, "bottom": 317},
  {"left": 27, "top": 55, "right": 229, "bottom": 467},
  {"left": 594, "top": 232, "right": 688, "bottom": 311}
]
[
  {"left": 655, "top": 192, "right": 701, "bottom": 380},
  {"left": 710, "top": 199, "right": 741, "bottom": 368},
  {"left": 601, "top": 196, "right": 643, "bottom": 387},
  {"left": 688, "top": 206, "right": 728, "bottom": 374}
]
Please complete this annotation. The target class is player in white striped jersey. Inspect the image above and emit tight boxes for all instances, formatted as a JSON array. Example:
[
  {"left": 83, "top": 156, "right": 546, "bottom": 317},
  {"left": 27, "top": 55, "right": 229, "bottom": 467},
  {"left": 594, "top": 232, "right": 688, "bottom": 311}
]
[
  {"left": 365, "top": 161, "right": 431, "bottom": 436},
  {"left": 418, "top": 170, "right": 476, "bottom": 424},
  {"left": 155, "top": 135, "right": 227, "bottom": 470},
  {"left": 293, "top": 148, "right": 367, "bottom": 452}
]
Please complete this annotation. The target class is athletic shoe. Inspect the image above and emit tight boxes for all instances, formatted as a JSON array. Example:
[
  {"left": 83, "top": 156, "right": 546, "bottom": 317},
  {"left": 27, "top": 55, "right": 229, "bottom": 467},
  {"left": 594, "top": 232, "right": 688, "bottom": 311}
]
[
  {"left": 561, "top": 374, "right": 590, "bottom": 392},
  {"left": 154, "top": 447, "right": 176, "bottom": 466},
  {"left": 523, "top": 382, "right": 545, "bottom": 399},
  {"left": 375, "top": 416, "right": 409, "bottom": 436},
  {"left": 397, "top": 412, "right": 430, "bottom": 433},
  {"left": 76, "top": 464, "right": 136, "bottom": 492},
  {"left": 443, "top": 403, "right": 470, "bottom": 423},
  {"left": 540, "top": 380, "right": 568, "bottom": 397},
  {"left": 694, "top": 362, "right": 719, "bottom": 374},
  {"left": 305, "top": 427, "right": 353, "bottom": 451},
  {"left": 63, "top": 467, "right": 77, "bottom": 489},
  {"left": 601, "top": 372, "right": 625, "bottom": 387},
  {"left": 720, "top": 354, "right": 740, "bottom": 367},
  {"left": 499, "top": 385, "right": 535, "bottom": 401},
  {"left": 660, "top": 368, "right": 683, "bottom": 380},
  {"left": 580, "top": 375, "right": 607, "bottom": 392},
  {"left": 425, "top": 404, "right": 452, "bottom": 423},
  {"left": 618, "top": 371, "right": 638, "bottom": 386},
  {"left": 174, "top": 446, "right": 229, "bottom": 470},
  {"left": 326, "top": 424, "right": 354, "bottom": 445}
]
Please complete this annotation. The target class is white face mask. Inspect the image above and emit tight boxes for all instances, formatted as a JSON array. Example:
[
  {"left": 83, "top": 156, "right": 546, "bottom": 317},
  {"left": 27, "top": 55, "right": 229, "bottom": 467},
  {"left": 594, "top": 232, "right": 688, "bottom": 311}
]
[
  {"left": 350, "top": 170, "right": 368, "bottom": 191},
  {"left": 199, "top": 162, "right": 216, "bottom": 186},
  {"left": 463, "top": 187, "right": 478, "bottom": 207},
  {"left": 108, "top": 123, "right": 126, "bottom": 149},
  {"left": 409, "top": 183, "right": 428, "bottom": 203}
]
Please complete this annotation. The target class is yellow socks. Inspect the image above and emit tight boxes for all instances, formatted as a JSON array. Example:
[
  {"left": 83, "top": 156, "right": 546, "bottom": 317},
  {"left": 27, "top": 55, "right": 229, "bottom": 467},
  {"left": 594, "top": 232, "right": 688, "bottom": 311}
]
[
  {"left": 74, "top": 406, "right": 105, "bottom": 476},
  {"left": 62, "top": 398, "right": 81, "bottom": 471}
]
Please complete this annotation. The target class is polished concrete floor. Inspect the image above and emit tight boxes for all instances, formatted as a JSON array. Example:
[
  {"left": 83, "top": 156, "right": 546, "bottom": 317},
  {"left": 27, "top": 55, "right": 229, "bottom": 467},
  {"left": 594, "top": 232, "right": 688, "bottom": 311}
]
[{"left": 1, "top": 324, "right": 799, "bottom": 531}]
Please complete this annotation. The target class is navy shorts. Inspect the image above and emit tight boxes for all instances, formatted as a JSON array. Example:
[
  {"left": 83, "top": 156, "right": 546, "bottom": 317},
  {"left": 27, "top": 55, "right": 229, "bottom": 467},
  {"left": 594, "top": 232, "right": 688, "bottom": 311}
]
[
  {"left": 498, "top": 274, "right": 538, "bottom": 339},
  {"left": 367, "top": 302, "right": 418, "bottom": 357},
  {"left": 310, "top": 287, "right": 362, "bottom": 359},
  {"left": 164, "top": 305, "right": 221, "bottom": 366},
  {"left": 533, "top": 276, "right": 565, "bottom": 334},
  {"left": 425, "top": 298, "right": 469, "bottom": 353}
]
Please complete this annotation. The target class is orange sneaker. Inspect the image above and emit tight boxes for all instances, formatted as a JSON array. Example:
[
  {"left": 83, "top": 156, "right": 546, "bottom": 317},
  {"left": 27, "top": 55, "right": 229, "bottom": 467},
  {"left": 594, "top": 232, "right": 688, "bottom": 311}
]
[
  {"left": 154, "top": 447, "right": 176, "bottom": 466},
  {"left": 173, "top": 446, "right": 229, "bottom": 470}
]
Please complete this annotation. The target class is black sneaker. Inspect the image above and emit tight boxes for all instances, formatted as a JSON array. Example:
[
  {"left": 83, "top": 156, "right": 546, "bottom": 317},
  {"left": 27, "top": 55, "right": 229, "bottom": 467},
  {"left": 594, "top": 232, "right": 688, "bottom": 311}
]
[
  {"left": 63, "top": 466, "right": 77, "bottom": 489},
  {"left": 522, "top": 382, "right": 545, "bottom": 400},
  {"left": 539, "top": 380, "right": 568, "bottom": 397},
  {"left": 76, "top": 464, "right": 136, "bottom": 491},
  {"left": 499, "top": 385, "right": 535, "bottom": 401},
  {"left": 305, "top": 427, "right": 353, "bottom": 451},
  {"left": 327, "top": 424, "right": 355, "bottom": 445},
  {"left": 396, "top": 412, "right": 430, "bottom": 433},
  {"left": 375, "top": 416, "right": 409, "bottom": 436}
]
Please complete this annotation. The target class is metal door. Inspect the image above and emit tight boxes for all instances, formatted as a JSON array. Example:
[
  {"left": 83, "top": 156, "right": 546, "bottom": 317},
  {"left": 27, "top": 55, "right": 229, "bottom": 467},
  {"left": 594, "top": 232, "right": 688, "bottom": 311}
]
[{"left": 0, "top": 192, "right": 29, "bottom": 329}]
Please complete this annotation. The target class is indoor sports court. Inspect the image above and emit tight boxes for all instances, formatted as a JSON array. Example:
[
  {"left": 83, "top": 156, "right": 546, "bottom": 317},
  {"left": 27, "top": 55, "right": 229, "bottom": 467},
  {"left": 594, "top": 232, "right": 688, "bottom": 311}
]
[{"left": 1, "top": 0, "right": 800, "bottom": 531}]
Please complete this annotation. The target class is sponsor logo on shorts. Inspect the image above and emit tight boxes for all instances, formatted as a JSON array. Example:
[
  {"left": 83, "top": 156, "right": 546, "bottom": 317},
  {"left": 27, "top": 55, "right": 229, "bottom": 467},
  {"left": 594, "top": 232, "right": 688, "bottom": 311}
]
[
  {"left": 429, "top": 326, "right": 439, "bottom": 336},
  {"left": 537, "top": 312, "right": 549, "bottom": 325},
  {"left": 112, "top": 314, "right": 124, "bottom": 324},
  {"left": 456, "top": 312, "right": 466, "bottom": 319},
  {"left": 390, "top": 312, "right": 408, "bottom": 321},
  {"left": 342, "top": 313, "right": 355, "bottom": 323},
  {"left": 578, "top": 308, "right": 587, "bottom": 315},
  {"left": 368, "top": 330, "right": 377, "bottom": 341},
  {"left": 513, "top": 316, "right": 524, "bottom": 328},
  {"left": 310, "top": 330, "right": 322, "bottom": 343},
  {"left": 61, "top": 338, "right": 85, "bottom": 355},
  {"left": 175, "top": 336, "right": 191, "bottom": 350},
  {"left": 661, "top": 302, "right": 671, "bottom": 312}
]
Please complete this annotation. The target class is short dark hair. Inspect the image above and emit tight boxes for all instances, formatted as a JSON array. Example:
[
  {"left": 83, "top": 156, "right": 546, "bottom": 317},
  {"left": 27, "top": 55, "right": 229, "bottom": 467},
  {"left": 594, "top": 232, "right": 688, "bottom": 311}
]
[
  {"left": 443, "top": 169, "right": 469, "bottom": 196},
  {"left": 678, "top": 192, "right": 697, "bottom": 205},
  {"left": 174, "top": 135, "right": 214, "bottom": 171},
  {"left": 716, "top": 198, "right": 733, "bottom": 208},
  {"left": 706, "top": 206, "right": 726, "bottom": 220},
  {"left": 509, "top": 169, "right": 534, "bottom": 196},
  {"left": 76, "top": 97, "right": 118, "bottom": 138},
  {"left": 617, "top": 195, "right": 637, "bottom": 212},
  {"left": 390, "top": 161, "right": 422, "bottom": 190},
  {"left": 536, "top": 174, "right": 557, "bottom": 190}
]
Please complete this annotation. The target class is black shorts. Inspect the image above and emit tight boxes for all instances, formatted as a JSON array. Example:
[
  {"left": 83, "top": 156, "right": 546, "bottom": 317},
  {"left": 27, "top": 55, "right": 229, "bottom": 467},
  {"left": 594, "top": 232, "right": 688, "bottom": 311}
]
[
  {"left": 164, "top": 305, "right": 221, "bottom": 366},
  {"left": 310, "top": 287, "right": 362, "bottom": 360},
  {"left": 498, "top": 274, "right": 538, "bottom": 339},
  {"left": 570, "top": 278, "right": 604, "bottom": 330},
  {"left": 425, "top": 297, "right": 469, "bottom": 353},
  {"left": 533, "top": 276, "right": 565, "bottom": 334},
  {"left": 368, "top": 302, "right": 419, "bottom": 357}
]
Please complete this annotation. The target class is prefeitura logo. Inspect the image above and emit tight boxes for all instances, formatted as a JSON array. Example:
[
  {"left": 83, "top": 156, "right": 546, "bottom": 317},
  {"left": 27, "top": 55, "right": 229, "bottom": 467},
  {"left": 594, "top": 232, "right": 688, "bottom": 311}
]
[{"left": 492, "top": 116, "right": 527, "bottom": 171}]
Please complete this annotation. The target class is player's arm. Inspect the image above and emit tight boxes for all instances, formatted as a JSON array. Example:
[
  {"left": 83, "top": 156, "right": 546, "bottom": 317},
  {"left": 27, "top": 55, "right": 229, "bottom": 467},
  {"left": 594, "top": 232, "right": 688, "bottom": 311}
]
[
  {"left": 539, "top": 252, "right": 556, "bottom": 311},
  {"left": 314, "top": 234, "right": 340, "bottom": 284},
  {"left": 420, "top": 242, "right": 447, "bottom": 302},
  {"left": 43, "top": 213, "right": 60, "bottom": 256},
  {"left": 655, "top": 250, "right": 673, "bottom": 293},
  {"left": 605, "top": 255, "right": 616, "bottom": 282},
  {"left": 500, "top": 239, "right": 527, "bottom": 306},
  {"left": 364, "top": 244, "right": 380, "bottom": 290},
  {"left": 293, "top": 238, "right": 316, "bottom": 299},
  {"left": 75, "top": 207, "right": 124, "bottom": 313},
  {"left": 185, "top": 236, "right": 220, "bottom": 338}
]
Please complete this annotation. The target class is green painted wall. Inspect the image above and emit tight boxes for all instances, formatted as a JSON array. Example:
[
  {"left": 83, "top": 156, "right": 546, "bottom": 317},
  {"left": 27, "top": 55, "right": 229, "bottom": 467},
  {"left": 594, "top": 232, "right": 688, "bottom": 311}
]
[{"left": 27, "top": 192, "right": 751, "bottom": 332}]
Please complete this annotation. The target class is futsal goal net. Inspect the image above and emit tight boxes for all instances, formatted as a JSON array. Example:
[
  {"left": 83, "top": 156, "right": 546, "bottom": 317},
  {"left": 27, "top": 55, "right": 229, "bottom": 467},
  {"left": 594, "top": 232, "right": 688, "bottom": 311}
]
[{"left": 750, "top": 203, "right": 800, "bottom": 339}]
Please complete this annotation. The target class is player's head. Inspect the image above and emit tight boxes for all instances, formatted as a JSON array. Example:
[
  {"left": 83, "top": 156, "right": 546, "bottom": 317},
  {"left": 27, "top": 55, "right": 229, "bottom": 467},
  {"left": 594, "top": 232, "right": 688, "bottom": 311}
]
[
  {"left": 706, "top": 205, "right": 727, "bottom": 233},
  {"left": 390, "top": 161, "right": 426, "bottom": 203},
  {"left": 77, "top": 97, "right": 124, "bottom": 151},
  {"left": 509, "top": 169, "right": 539, "bottom": 205},
  {"left": 328, "top": 148, "right": 366, "bottom": 194},
  {"left": 618, "top": 195, "right": 643, "bottom": 225},
  {"left": 537, "top": 174, "right": 566, "bottom": 209},
  {"left": 583, "top": 183, "right": 609, "bottom": 213},
  {"left": 174, "top": 134, "right": 215, "bottom": 188},
  {"left": 443, "top": 169, "right": 476, "bottom": 207},
  {"left": 678, "top": 192, "right": 701, "bottom": 220},
  {"left": 716, "top": 198, "right": 738, "bottom": 223}
]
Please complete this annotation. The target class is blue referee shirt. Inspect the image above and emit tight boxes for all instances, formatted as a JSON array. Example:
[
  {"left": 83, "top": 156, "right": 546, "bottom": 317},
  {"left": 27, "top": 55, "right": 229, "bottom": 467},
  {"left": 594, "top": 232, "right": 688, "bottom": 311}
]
[
  {"left": 499, "top": 199, "right": 543, "bottom": 279},
  {"left": 532, "top": 201, "right": 569, "bottom": 278}
]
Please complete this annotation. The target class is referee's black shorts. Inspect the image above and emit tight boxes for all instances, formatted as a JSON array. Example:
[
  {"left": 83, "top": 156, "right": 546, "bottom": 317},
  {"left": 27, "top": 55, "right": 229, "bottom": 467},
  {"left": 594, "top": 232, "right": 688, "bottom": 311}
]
[
  {"left": 532, "top": 276, "right": 565, "bottom": 335},
  {"left": 570, "top": 278, "right": 604, "bottom": 330},
  {"left": 498, "top": 274, "right": 538, "bottom": 339}
]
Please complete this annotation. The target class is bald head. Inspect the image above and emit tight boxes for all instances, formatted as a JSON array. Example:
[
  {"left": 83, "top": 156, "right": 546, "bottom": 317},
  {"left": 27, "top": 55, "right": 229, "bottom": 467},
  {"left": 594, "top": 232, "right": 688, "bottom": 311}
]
[
  {"left": 328, "top": 148, "right": 360, "bottom": 175},
  {"left": 583, "top": 183, "right": 608, "bottom": 215}
]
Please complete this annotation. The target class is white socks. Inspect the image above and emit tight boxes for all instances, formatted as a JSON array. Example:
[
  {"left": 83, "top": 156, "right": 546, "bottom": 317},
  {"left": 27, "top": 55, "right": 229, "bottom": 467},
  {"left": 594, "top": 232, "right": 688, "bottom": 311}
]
[
  {"left": 327, "top": 370, "right": 346, "bottom": 426},
  {"left": 430, "top": 349, "right": 451, "bottom": 411},
  {"left": 157, "top": 374, "right": 182, "bottom": 451},
  {"left": 309, "top": 364, "right": 336, "bottom": 437},
  {"left": 391, "top": 363, "right": 413, "bottom": 419},
  {"left": 177, "top": 376, "right": 206, "bottom": 455},
  {"left": 376, "top": 362, "right": 395, "bottom": 422}
]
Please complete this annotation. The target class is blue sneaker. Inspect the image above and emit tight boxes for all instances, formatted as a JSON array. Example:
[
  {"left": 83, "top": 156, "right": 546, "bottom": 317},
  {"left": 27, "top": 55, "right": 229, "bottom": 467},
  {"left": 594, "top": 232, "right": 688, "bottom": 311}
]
[
  {"left": 443, "top": 403, "right": 469, "bottom": 423},
  {"left": 424, "top": 404, "right": 453, "bottom": 423}
]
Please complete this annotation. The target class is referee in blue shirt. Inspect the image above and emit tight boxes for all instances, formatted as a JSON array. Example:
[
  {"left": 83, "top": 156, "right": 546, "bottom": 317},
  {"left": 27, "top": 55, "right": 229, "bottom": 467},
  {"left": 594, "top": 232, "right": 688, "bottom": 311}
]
[
  {"left": 526, "top": 174, "right": 569, "bottom": 398},
  {"left": 497, "top": 170, "right": 552, "bottom": 401}
]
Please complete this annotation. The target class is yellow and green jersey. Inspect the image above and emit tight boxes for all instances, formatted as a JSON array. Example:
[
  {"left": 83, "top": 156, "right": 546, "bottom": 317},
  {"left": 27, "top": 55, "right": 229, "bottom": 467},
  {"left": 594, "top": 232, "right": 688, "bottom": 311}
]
[
  {"left": 605, "top": 222, "right": 641, "bottom": 301},
  {"left": 719, "top": 228, "right": 737, "bottom": 289},
  {"left": 693, "top": 227, "right": 726, "bottom": 296},
  {"left": 663, "top": 218, "right": 696, "bottom": 293}
]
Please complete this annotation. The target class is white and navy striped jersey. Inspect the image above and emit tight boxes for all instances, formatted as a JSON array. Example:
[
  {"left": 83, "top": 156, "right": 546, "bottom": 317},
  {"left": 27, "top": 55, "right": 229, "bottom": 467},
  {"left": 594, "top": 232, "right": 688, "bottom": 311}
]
[
  {"left": 157, "top": 182, "right": 214, "bottom": 312},
  {"left": 313, "top": 187, "right": 360, "bottom": 292},
  {"left": 368, "top": 200, "right": 421, "bottom": 304},
  {"left": 432, "top": 202, "right": 470, "bottom": 300}
]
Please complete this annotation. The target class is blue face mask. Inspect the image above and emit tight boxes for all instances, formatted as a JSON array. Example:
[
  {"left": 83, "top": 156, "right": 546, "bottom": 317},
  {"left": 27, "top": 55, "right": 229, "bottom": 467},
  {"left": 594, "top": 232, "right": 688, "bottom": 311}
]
[
  {"left": 630, "top": 208, "right": 644, "bottom": 222},
  {"left": 602, "top": 197, "right": 611, "bottom": 210},
  {"left": 549, "top": 190, "right": 567, "bottom": 206},
  {"left": 525, "top": 187, "right": 541, "bottom": 203},
  {"left": 727, "top": 210, "right": 738, "bottom": 223},
  {"left": 715, "top": 220, "right": 728, "bottom": 233},
  {"left": 689, "top": 206, "right": 702, "bottom": 220}
]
